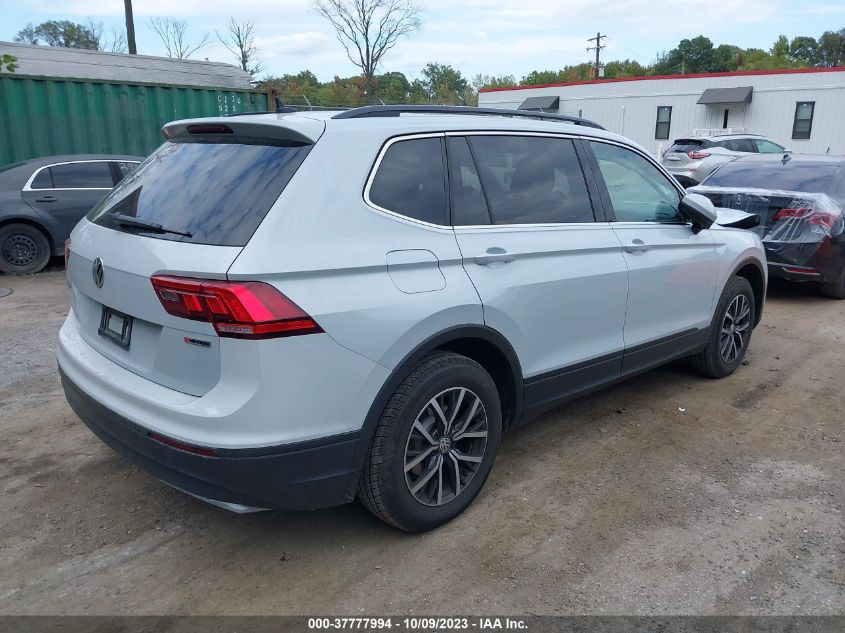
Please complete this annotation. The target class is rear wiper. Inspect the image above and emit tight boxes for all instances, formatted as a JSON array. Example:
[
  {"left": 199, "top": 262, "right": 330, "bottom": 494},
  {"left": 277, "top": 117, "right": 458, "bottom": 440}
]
[{"left": 110, "top": 213, "right": 193, "bottom": 238}]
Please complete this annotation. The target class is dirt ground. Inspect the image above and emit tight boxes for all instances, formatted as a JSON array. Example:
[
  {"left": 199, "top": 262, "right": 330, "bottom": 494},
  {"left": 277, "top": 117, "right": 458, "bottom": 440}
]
[{"left": 0, "top": 269, "right": 842, "bottom": 616}]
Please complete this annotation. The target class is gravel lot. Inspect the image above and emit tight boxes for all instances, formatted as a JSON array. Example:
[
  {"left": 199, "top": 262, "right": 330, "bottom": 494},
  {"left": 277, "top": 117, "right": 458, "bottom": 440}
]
[{"left": 0, "top": 270, "right": 842, "bottom": 615}]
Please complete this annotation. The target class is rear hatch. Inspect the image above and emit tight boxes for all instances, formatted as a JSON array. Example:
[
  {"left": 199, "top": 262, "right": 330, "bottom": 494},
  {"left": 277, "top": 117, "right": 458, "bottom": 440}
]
[
  {"left": 67, "top": 116, "right": 322, "bottom": 396},
  {"left": 661, "top": 138, "right": 712, "bottom": 168}
]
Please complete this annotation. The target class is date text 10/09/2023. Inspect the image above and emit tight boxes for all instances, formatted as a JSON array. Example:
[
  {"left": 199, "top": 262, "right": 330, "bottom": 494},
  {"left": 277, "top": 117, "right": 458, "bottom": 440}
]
[{"left": 307, "top": 617, "right": 529, "bottom": 631}]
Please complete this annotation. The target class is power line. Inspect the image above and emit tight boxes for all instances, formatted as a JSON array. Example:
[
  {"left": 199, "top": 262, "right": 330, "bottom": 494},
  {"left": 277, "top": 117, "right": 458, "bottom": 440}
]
[{"left": 587, "top": 32, "right": 608, "bottom": 79}]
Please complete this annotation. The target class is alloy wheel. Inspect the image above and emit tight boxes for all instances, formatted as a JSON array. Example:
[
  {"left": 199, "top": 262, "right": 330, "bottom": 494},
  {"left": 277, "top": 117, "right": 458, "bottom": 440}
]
[
  {"left": 720, "top": 294, "right": 751, "bottom": 363},
  {"left": 404, "top": 387, "right": 488, "bottom": 507}
]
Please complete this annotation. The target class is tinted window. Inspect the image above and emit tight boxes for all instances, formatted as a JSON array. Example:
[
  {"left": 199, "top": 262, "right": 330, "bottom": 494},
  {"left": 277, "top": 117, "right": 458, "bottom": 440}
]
[
  {"left": 369, "top": 138, "right": 447, "bottom": 225},
  {"left": 50, "top": 162, "right": 114, "bottom": 188},
  {"left": 754, "top": 139, "right": 784, "bottom": 154},
  {"left": 30, "top": 168, "right": 53, "bottom": 189},
  {"left": 722, "top": 139, "right": 756, "bottom": 153},
  {"left": 113, "top": 161, "right": 139, "bottom": 181},
  {"left": 704, "top": 160, "right": 840, "bottom": 193},
  {"left": 88, "top": 139, "right": 312, "bottom": 246},
  {"left": 448, "top": 137, "right": 490, "bottom": 226},
  {"left": 468, "top": 135, "right": 594, "bottom": 224},
  {"left": 590, "top": 141, "right": 683, "bottom": 223},
  {"left": 668, "top": 139, "right": 712, "bottom": 153}
]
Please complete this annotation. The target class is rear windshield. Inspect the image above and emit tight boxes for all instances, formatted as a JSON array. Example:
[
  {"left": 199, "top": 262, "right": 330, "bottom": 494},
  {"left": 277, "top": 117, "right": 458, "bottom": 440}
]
[
  {"left": 704, "top": 160, "right": 840, "bottom": 192},
  {"left": 87, "top": 137, "right": 311, "bottom": 246},
  {"left": 669, "top": 139, "right": 711, "bottom": 152}
]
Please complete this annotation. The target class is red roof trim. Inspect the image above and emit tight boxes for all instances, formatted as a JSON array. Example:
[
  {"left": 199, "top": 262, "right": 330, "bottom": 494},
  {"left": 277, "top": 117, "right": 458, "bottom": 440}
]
[{"left": 479, "top": 66, "right": 845, "bottom": 93}]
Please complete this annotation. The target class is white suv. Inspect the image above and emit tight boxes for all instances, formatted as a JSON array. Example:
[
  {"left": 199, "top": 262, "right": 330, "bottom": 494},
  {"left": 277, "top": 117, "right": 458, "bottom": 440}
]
[{"left": 58, "top": 106, "right": 767, "bottom": 532}]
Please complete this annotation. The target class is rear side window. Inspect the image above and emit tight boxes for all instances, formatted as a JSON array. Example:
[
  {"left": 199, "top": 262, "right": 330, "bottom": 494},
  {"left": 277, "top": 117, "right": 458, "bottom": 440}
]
[
  {"left": 704, "top": 160, "right": 840, "bottom": 192},
  {"left": 30, "top": 168, "right": 53, "bottom": 189},
  {"left": 50, "top": 162, "right": 114, "bottom": 188},
  {"left": 722, "top": 139, "right": 757, "bottom": 153},
  {"left": 467, "top": 135, "right": 594, "bottom": 224},
  {"left": 448, "top": 137, "right": 490, "bottom": 226},
  {"left": 369, "top": 137, "right": 447, "bottom": 225},
  {"left": 88, "top": 139, "right": 312, "bottom": 246}
]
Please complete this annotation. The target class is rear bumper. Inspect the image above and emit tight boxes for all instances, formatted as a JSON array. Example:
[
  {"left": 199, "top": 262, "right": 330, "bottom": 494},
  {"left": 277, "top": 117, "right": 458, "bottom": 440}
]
[{"left": 61, "top": 369, "right": 361, "bottom": 510}]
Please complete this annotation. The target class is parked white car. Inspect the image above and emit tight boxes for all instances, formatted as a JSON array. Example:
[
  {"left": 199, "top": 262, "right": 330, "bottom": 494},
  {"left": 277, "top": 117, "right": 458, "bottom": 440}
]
[{"left": 662, "top": 133, "right": 789, "bottom": 186}]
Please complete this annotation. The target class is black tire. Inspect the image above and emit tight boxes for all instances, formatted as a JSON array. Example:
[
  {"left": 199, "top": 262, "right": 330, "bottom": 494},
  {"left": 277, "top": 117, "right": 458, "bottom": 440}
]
[
  {"left": 0, "top": 223, "right": 51, "bottom": 275},
  {"left": 819, "top": 269, "right": 845, "bottom": 300},
  {"left": 691, "top": 276, "right": 756, "bottom": 378},
  {"left": 359, "top": 352, "right": 502, "bottom": 532}
]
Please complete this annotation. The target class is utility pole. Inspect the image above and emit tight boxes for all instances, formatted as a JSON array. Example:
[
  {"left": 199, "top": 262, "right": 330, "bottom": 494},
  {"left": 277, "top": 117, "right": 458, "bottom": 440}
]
[
  {"left": 587, "top": 32, "right": 607, "bottom": 79},
  {"left": 124, "top": 0, "right": 137, "bottom": 54}
]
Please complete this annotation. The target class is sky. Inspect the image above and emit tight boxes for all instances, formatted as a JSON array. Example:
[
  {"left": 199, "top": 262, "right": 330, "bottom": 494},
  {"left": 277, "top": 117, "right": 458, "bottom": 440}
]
[{"left": 1, "top": 0, "right": 843, "bottom": 83}]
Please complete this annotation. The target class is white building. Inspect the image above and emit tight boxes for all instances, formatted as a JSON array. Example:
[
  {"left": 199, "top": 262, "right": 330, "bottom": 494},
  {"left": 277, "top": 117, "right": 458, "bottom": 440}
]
[{"left": 478, "top": 68, "right": 845, "bottom": 156}]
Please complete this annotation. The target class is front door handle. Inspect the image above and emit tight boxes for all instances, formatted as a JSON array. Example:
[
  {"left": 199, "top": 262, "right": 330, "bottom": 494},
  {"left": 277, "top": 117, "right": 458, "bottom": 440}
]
[
  {"left": 623, "top": 239, "right": 649, "bottom": 254},
  {"left": 35, "top": 196, "right": 57, "bottom": 203},
  {"left": 474, "top": 248, "right": 515, "bottom": 265}
]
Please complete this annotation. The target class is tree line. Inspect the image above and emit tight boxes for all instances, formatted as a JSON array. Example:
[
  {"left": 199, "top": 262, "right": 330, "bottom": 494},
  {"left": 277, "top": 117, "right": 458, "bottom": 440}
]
[{"left": 5, "top": 2, "right": 844, "bottom": 110}]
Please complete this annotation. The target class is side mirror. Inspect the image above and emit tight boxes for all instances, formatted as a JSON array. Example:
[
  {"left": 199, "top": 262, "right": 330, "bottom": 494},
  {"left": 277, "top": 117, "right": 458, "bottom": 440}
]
[{"left": 680, "top": 193, "right": 717, "bottom": 231}]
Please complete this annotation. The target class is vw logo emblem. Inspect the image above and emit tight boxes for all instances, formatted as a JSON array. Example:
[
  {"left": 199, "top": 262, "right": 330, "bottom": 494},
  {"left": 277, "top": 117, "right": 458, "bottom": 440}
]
[{"left": 92, "top": 257, "right": 104, "bottom": 288}]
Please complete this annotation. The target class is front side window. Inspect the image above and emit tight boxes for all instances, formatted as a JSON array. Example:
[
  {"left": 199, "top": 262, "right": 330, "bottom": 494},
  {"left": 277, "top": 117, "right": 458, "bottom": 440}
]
[
  {"left": 50, "top": 162, "right": 114, "bottom": 189},
  {"left": 754, "top": 139, "right": 785, "bottom": 154},
  {"left": 589, "top": 141, "right": 683, "bottom": 223},
  {"left": 655, "top": 106, "right": 672, "bottom": 140},
  {"left": 369, "top": 137, "right": 447, "bottom": 225},
  {"left": 792, "top": 102, "right": 815, "bottom": 140},
  {"left": 466, "top": 135, "right": 594, "bottom": 224}
]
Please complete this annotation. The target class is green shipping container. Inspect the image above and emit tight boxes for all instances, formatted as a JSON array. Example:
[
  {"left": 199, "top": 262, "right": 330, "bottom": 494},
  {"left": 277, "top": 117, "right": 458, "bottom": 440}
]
[{"left": 0, "top": 74, "right": 270, "bottom": 166}]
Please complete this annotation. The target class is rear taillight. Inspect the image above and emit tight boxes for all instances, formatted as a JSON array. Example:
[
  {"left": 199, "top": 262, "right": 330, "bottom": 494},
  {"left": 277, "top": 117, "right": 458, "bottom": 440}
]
[
  {"left": 150, "top": 275, "right": 322, "bottom": 340},
  {"left": 687, "top": 151, "right": 711, "bottom": 160},
  {"left": 64, "top": 238, "right": 71, "bottom": 268},
  {"left": 772, "top": 207, "right": 837, "bottom": 229}
]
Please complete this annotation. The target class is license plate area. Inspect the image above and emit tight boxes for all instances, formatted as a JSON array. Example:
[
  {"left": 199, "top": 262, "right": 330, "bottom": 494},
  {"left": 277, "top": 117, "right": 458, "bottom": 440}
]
[{"left": 98, "top": 306, "right": 133, "bottom": 349}]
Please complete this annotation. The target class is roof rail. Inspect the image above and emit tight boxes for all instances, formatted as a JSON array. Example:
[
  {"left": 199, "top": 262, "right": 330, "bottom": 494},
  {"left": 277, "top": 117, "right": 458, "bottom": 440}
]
[{"left": 331, "top": 105, "right": 605, "bottom": 129}]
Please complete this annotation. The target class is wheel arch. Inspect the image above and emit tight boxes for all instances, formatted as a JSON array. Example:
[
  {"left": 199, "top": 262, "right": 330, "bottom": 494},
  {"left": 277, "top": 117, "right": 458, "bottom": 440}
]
[
  {"left": 730, "top": 257, "right": 766, "bottom": 327},
  {"left": 345, "top": 325, "right": 524, "bottom": 500}
]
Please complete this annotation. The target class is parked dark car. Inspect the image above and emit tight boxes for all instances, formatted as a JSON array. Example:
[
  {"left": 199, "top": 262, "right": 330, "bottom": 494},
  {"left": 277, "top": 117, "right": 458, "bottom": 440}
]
[
  {"left": 691, "top": 154, "right": 845, "bottom": 299},
  {"left": 0, "top": 154, "right": 142, "bottom": 274}
]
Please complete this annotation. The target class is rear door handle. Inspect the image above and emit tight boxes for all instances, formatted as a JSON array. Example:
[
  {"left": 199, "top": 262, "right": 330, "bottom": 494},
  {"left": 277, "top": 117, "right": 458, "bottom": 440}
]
[
  {"left": 474, "top": 248, "right": 516, "bottom": 265},
  {"left": 623, "top": 239, "right": 649, "bottom": 254},
  {"left": 35, "top": 196, "right": 57, "bottom": 203}
]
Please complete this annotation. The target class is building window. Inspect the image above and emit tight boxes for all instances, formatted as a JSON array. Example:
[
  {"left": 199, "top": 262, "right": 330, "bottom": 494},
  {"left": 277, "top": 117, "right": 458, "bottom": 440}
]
[
  {"left": 792, "top": 102, "right": 815, "bottom": 140},
  {"left": 655, "top": 106, "right": 672, "bottom": 140}
]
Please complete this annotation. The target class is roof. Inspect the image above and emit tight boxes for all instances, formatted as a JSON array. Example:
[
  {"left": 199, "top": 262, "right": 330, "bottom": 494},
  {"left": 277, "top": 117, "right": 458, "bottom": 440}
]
[
  {"left": 0, "top": 41, "right": 253, "bottom": 90},
  {"left": 221, "top": 109, "right": 637, "bottom": 149},
  {"left": 479, "top": 66, "right": 845, "bottom": 93},
  {"left": 697, "top": 86, "right": 753, "bottom": 105}
]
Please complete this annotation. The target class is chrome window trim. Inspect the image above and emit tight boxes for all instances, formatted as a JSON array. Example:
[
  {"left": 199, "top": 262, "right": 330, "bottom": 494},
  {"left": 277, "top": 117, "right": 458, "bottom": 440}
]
[{"left": 22, "top": 159, "right": 139, "bottom": 192}]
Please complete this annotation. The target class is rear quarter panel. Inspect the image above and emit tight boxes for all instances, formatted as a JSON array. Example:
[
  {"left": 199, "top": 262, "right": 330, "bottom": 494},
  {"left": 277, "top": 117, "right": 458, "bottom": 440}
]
[{"left": 228, "top": 126, "right": 485, "bottom": 371}]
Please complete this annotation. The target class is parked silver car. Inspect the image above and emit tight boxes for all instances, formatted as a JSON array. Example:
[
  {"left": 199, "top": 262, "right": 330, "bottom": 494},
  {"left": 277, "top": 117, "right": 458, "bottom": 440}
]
[
  {"left": 58, "top": 106, "right": 767, "bottom": 532},
  {"left": 661, "top": 133, "right": 788, "bottom": 186}
]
